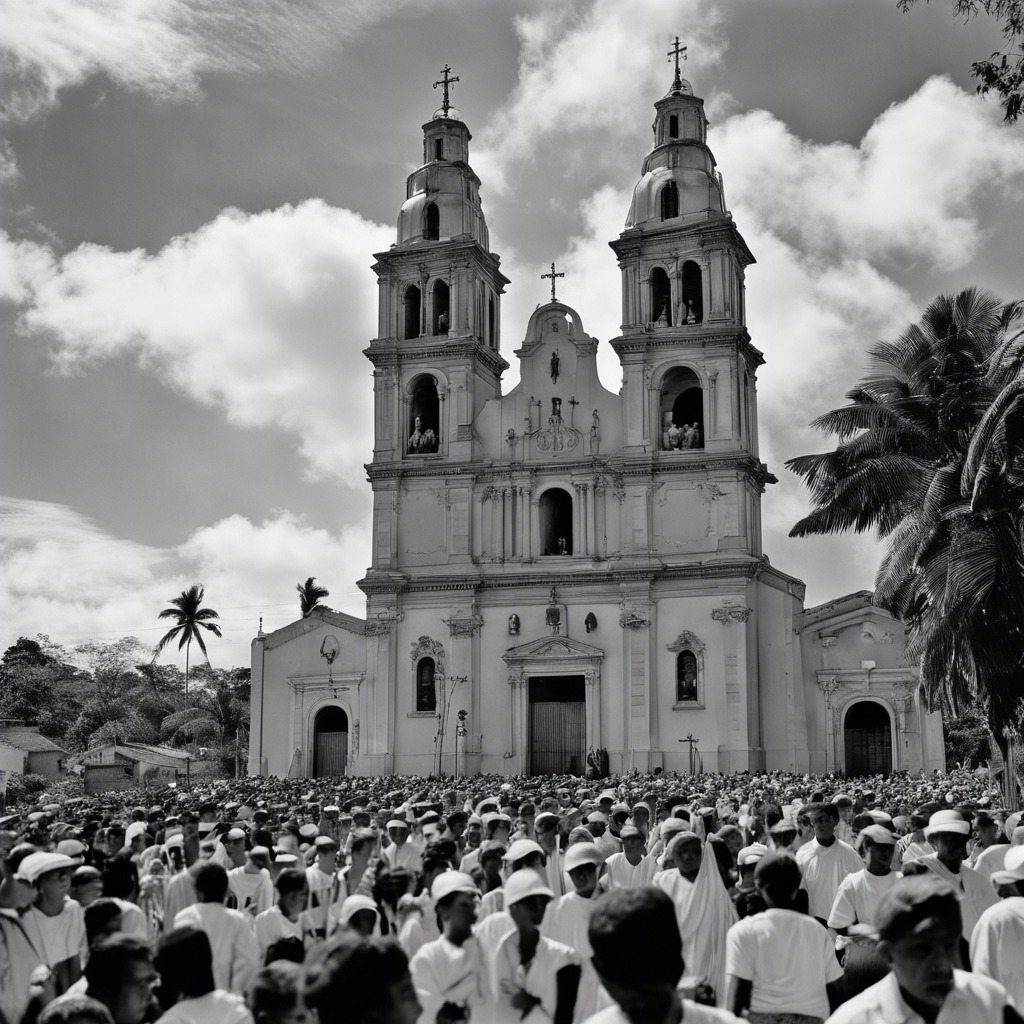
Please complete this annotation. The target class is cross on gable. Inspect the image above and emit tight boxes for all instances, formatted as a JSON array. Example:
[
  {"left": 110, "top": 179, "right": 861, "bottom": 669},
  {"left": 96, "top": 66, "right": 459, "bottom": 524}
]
[
  {"left": 433, "top": 64, "right": 459, "bottom": 117},
  {"left": 541, "top": 261, "right": 565, "bottom": 302}
]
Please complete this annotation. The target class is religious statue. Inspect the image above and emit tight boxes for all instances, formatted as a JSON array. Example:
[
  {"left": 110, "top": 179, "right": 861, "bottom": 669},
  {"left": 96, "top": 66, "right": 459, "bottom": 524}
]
[
  {"left": 545, "top": 591, "right": 561, "bottom": 634},
  {"left": 508, "top": 613, "right": 520, "bottom": 636},
  {"left": 683, "top": 422, "right": 700, "bottom": 449},
  {"left": 557, "top": 536, "right": 567, "bottom": 555},
  {"left": 590, "top": 410, "right": 601, "bottom": 454},
  {"left": 550, "top": 349, "right": 560, "bottom": 383},
  {"left": 683, "top": 299, "right": 696, "bottom": 325},
  {"left": 585, "top": 612, "right": 598, "bottom": 633},
  {"left": 409, "top": 415, "right": 438, "bottom": 454},
  {"left": 549, "top": 397, "right": 562, "bottom": 427},
  {"left": 437, "top": 311, "right": 449, "bottom": 335},
  {"left": 662, "top": 411, "right": 683, "bottom": 451}
]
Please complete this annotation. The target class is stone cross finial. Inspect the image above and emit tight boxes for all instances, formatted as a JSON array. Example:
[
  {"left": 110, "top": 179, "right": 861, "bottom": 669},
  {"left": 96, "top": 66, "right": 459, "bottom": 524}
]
[
  {"left": 433, "top": 64, "right": 459, "bottom": 117},
  {"left": 541, "top": 262, "right": 565, "bottom": 302}
]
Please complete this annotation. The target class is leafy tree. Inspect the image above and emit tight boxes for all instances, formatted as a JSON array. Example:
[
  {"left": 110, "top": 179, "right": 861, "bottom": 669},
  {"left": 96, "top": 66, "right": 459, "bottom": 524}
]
[
  {"left": 898, "top": 0, "right": 1024, "bottom": 122},
  {"left": 788, "top": 289, "right": 1024, "bottom": 750},
  {"left": 297, "top": 576, "right": 330, "bottom": 617},
  {"left": 161, "top": 667, "right": 250, "bottom": 772},
  {"left": 154, "top": 585, "right": 222, "bottom": 699},
  {"left": 944, "top": 701, "right": 992, "bottom": 767},
  {"left": 0, "top": 636, "right": 86, "bottom": 739}
]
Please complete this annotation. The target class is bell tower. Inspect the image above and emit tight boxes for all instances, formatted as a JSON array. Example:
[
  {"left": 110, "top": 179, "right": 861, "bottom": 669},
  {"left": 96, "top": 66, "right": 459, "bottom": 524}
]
[
  {"left": 610, "top": 46, "right": 771, "bottom": 559},
  {"left": 364, "top": 68, "right": 509, "bottom": 573}
]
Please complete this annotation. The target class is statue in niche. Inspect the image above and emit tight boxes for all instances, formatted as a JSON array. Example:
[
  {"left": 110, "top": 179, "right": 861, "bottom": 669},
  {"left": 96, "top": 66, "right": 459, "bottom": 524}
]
[
  {"left": 508, "top": 613, "right": 520, "bottom": 636},
  {"left": 585, "top": 612, "right": 598, "bottom": 633},
  {"left": 549, "top": 397, "right": 563, "bottom": 427},
  {"left": 558, "top": 536, "right": 567, "bottom": 556},
  {"left": 545, "top": 598, "right": 561, "bottom": 635},
  {"left": 409, "top": 415, "right": 438, "bottom": 454},
  {"left": 550, "top": 350, "right": 560, "bottom": 383},
  {"left": 683, "top": 299, "right": 696, "bottom": 325},
  {"left": 662, "top": 411, "right": 683, "bottom": 451},
  {"left": 437, "top": 311, "right": 449, "bottom": 335},
  {"left": 683, "top": 423, "right": 700, "bottom": 448},
  {"left": 590, "top": 410, "right": 601, "bottom": 454}
]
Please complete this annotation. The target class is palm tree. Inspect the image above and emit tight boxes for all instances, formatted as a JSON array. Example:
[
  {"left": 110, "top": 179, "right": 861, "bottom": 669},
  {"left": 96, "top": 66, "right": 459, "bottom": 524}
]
[
  {"left": 161, "top": 670, "right": 249, "bottom": 773},
  {"left": 154, "top": 585, "right": 222, "bottom": 700},
  {"left": 787, "top": 288, "right": 1024, "bottom": 748},
  {"left": 297, "top": 576, "right": 330, "bottom": 617}
]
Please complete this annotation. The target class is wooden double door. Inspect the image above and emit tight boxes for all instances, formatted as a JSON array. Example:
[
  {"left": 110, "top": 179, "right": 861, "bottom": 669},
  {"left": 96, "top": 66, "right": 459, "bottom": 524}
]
[{"left": 529, "top": 676, "right": 585, "bottom": 776}]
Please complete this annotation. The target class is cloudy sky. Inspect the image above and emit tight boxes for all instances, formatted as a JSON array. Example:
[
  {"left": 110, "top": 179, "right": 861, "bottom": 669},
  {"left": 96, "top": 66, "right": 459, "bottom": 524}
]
[{"left": 1, "top": 0, "right": 1022, "bottom": 669}]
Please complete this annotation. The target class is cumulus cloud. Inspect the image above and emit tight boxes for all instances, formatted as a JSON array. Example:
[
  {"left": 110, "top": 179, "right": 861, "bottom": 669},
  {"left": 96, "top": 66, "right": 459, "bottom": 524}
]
[
  {"left": 16, "top": 199, "right": 391, "bottom": 483},
  {"left": 0, "top": 496, "right": 369, "bottom": 664},
  {"left": 0, "top": 0, "right": 428, "bottom": 124},
  {"left": 474, "top": 0, "right": 726, "bottom": 192}
]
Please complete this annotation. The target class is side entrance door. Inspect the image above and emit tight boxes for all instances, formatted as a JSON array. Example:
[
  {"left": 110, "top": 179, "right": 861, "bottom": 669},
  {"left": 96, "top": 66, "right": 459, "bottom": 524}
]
[{"left": 529, "top": 675, "right": 585, "bottom": 775}]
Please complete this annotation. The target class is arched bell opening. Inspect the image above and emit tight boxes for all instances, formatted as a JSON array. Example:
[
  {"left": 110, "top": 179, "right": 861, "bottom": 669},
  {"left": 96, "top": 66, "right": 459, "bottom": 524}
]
[
  {"left": 681, "top": 261, "right": 703, "bottom": 324},
  {"left": 403, "top": 284, "right": 421, "bottom": 340},
  {"left": 408, "top": 375, "right": 440, "bottom": 454},
  {"left": 650, "top": 267, "right": 672, "bottom": 326},
  {"left": 313, "top": 705, "right": 348, "bottom": 777},
  {"left": 539, "top": 488, "right": 573, "bottom": 556},
  {"left": 432, "top": 280, "right": 450, "bottom": 335},
  {"left": 669, "top": 114, "right": 679, "bottom": 139},
  {"left": 660, "top": 367, "right": 704, "bottom": 450},
  {"left": 660, "top": 181, "right": 679, "bottom": 220}
]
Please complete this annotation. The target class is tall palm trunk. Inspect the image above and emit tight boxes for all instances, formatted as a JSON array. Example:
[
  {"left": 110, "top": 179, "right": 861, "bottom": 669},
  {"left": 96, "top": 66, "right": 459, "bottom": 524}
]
[{"left": 185, "top": 637, "right": 191, "bottom": 702}]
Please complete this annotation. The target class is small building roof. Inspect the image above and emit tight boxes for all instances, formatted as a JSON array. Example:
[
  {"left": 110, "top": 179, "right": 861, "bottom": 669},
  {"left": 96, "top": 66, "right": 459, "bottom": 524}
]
[
  {"left": 0, "top": 727, "right": 67, "bottom": 753},
  {"left": 82, "top": 742, "right": 192, "bottom": 766},
  {"left": 260, "top": 606, "right": 366, "bottom": 651}
]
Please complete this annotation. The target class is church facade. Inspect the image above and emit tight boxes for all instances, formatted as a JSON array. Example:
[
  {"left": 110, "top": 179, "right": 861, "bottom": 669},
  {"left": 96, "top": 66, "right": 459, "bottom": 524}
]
[{"left": 249, "top": 69, "right": 943, "bottom": 780}]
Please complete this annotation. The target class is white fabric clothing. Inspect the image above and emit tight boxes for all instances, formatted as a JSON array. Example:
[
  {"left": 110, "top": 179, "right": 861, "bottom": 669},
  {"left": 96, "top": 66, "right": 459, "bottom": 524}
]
[
  {"left": 543, "top": 892, "right": 601, "bottom": 1022},
  {"left": 228, "top": 868, "right": 274, "bottom": 925},
  {"left": 652, "top": 869, "right": 695, "bottom": 929},
  {"left": 489, "top": 931, "right": 578, "bottom": 1024},
  {"left": 410, "top": 935, "right": 488, "bottom": 1023},
  {"left": 827, "top": 869, "right": 899, "bottom": 931},
  {"left": 899, "top": 837, "right": 934, "bottom": 863},
  {"left": 475, "top": 911, "right": 517, "bottom": 964},
  {"left": 383, "top": 841, "right": 423, "bottom": 873},
  {"left": 174, "top": 903, "right": 259, "bottom": 995},
  {"left": 916, "top": 853, "right": 999, "bottom": 940},
  {"left": 582, "top": 999, "right": 741, "bottom": 1024},
  {"left": 544, "top": 840, "right": 568, "bottom": 898},
  {"left": 679, "top": 843, "right": 737, "bottom": 1002},
  {"left": 974, "top": 843, "right": 1011, "bottom": 882},
  {"left": 795, "top": 837, "right": 864, "bottom": 920},
  {"left": 304, "top": 864, "right": 341, "bottom": 936},
  {"left": 725, "top": 908, "right": 841, "bottom": 1020},
  {"left": 253, "top": 905, "right": 311, "bottom": 962},
  {"left": 398, "top": 913, "right": 427, "bottom": 960},
  {"left": 22, "top": 899, "right": 86, "bottom": 970},
  {"left": 970, "top": 896, "right": 1024, "bottom": 1010},
  {"left": 836, "top": 819, "right": 855, "bottom": 846},
  {"left": 155, "top": 990, "right": 253, "bottom": 1024},
  {"left": 479, "top": 887, "right": 504, "bottom": 919},
  {"left": 826, "top": 968, "right": 1013, "bottom": 1024},
  {"left": 163, "top": 869, "right": 198, "bottom": 931},
  {"left": 603, "top": 851, "right": 657, "bottom": 890},
  {"left": 459, "top": 848, "right": 481, "bottom": 874},
  {"left": 112, "top": 897, "right": 150, "bottom": 943}
]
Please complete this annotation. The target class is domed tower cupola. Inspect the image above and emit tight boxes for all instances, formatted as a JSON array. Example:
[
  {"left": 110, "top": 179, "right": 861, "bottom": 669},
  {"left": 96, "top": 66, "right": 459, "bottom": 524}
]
[
  {"left": 396, "top": 65, "right": 489, "bottom": 249},
  {"left": 625, "top": 42, "right": 724, "bottom": 231}
]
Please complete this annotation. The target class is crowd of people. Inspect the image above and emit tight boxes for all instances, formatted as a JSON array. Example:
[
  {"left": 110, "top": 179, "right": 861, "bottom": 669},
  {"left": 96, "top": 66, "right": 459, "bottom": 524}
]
[{"left": 1, "top": 765, "right": 1022, "bottom": 1024}]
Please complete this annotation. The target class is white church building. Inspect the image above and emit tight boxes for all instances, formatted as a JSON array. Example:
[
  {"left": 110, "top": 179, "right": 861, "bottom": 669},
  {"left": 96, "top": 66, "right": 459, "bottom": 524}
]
[{"left": 249, "top": 66, "right": 944, "bottom": 780}]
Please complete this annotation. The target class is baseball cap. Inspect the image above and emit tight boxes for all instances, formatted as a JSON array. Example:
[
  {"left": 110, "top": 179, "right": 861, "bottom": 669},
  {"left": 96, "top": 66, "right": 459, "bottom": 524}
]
[
  {"left": 313, "top": 835, "right": 338, "bottom": 850},
  {"left": 503, "top": 869, "right": 553, "bottom": 906},
  {"left": 16, "top": 852, "right": 76, "bottom": 883},
  {"left": 505, "top": 839, "right": 543, "bottom": 864},
  {"left": 619, "top": 825, "right": 643, "bottom": 840},
  {"left": 737, "top": 844, "right": 768, "bottom": 867},
  {"left": 339, "top": 894, "right": 379, "bottom": 926},
  {"left": 992, "top": 846, "right": 1024, "bottom": 886},
  {"left": 56, "top": 839, "right": 87, "bottom": 861},
  {"left": 860, "top": 825, "right": 897, "bottom": 846},
  {"left": 564, "top": 843, "right": 604, "bottom": 873},
  {"left": 431, "top": 871, "right": 479, "bottom": 902}
]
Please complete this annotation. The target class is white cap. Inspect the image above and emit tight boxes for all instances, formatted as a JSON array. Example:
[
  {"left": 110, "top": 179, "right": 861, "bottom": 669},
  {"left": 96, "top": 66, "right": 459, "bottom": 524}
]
[
  {"left": 860, "top": 824, "right": 897, "bottom": 846},
  {"left": 564, "top": 843, "right": 604, "bottom": 873},
  {"left": 924, "top": 810, "right": 971, "bottom": 838},
  {"left": 339, "top": 894, "right": 379, "bottom": 926},
  {"left": 387, "top": 819, "right": 409, "bottom": 831},
  {"left": 504, "top": 839, "right": 543, "bottom": 864},
  {"left": 125, "top": 821, "right": 148, "bottom": 844},
  {"left": 503, "top": 869, "right": 553, "bottom": 906},
  {"left": 226, "top": 828, "right": 247, "bottom": 842},
  {"left": 56, "top": 839, "right": 87, "bottom": 860},
  {"left": 992, "top": 846, "right": 1024, "bottom": 885},
  {"left": 737, "top": 844, "right": 768, "bottom": 867},
  {"left": 430, "top": 870, "right": 479, "bottom": 902},
  {"left": 16, "top": 852, "right": 76, "bottom": 883},
  {"left": 164, "top": 833, "right": 185, "bottom": 849}
]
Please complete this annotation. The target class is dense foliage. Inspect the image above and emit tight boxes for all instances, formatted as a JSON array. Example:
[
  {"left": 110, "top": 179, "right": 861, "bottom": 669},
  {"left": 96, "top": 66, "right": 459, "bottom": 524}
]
[{"left": 789, "top": 289, "right": 1024, "bottom": 748}]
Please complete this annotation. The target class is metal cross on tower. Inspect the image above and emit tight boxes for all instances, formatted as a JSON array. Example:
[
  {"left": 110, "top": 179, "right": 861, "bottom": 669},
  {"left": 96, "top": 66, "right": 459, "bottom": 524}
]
[
  {"left": 541, "top": 261, "right": 565, "bottom": 302},
  {"left": 668, "top": 36, "right": 687, "bottom": 89},
  {"left": 433, "top": 64, "right": 459, "bottom": 117}
]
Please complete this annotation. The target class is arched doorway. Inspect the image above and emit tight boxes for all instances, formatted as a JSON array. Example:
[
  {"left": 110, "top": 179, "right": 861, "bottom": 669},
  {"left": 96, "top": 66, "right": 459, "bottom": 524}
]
[
  {"left": 313, "top": 705, "right": 347, "bottom": 777},
  {"left": 539, "top": 488, "right": 573, "bottom": 555},
  {"left": 844, "top": 701, "right": 892, "bottom": 776}
]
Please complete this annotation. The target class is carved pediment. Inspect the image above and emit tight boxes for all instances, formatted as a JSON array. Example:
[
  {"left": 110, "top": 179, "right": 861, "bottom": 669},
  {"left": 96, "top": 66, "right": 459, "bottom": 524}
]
[
  {"left": 503, "top": 635, "right": 605, "bottom": 663},
  {"left": 667, "top": 630, "right": 706, "bottom": 654}
]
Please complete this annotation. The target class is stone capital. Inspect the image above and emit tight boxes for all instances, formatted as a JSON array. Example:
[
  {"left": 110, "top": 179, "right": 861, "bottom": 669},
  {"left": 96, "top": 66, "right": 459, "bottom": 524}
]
[{"left": 711, "top": 604, "right": 752, "bottom": 624}]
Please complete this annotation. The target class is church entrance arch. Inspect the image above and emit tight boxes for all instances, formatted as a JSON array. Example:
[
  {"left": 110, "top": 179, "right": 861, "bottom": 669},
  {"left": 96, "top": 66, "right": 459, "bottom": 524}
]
[
  {"left": 312, "top": 705, "right": 348, "bottom": 777},
  {"left": 529, "top": 676, "right": 585, "bottom": 776},
  {"left": 843, "top": 700, "right": 892, "bottom": 776}
]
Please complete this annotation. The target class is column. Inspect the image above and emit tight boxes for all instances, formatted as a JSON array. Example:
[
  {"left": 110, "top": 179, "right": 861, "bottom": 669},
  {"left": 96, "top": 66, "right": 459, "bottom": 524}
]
[
  {"left": 712, "top": 603, "right": 753, "bottom": 771},
  {"left": 503, "top": 488, "right": 512, "bottom": 559},
  {"left": 572, "top": 484, "right": 581, "bottom": 555},
  {"left": 585, "top": 667, "right": 602, "bottom": 749},
  {"left": 584, "top": 484, "right": 595, "bottom": 556},
  {"left": 530, "top": 498, "right": 540, "bottom": 561},
  {"left": 518, "top": 487, "right": 529, "bottom": 560}
]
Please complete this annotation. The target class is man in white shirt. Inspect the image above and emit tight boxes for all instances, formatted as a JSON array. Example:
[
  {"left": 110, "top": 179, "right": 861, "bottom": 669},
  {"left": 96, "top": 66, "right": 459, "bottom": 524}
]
[
  {"left": 382, "top": 820, "right": 423, "bottom": 874},
  {"left": 828, "top": 824, "right": 900, "bottom": 934},
  {"left": 970, "top": 846, "right": 1024, "bottom": 1011},
  {"left": 604, "top": 826, "right": 657, "bottom": 890},
  {"left": 410, "top": 871, "right": 487, "bottom": 1023},
  {"left": 586, "top": 886, "right": 740, "bottom": 1024},
  {"left": 535, "top": 813, "right": 567, "bottom": 898},
  {"left": 305, "top": 836, "right": 342, "bottom": 940},
  {"left": 828, "top": 874, "right": 1017, "bottom": 1024},
  {"left": 173, "top": 863, "right": 259, "bottom": 995},
  {"left": 795, "top": 802, "right": 863, "bottom": 924},
  {"left": 652, "top": 832, "right": 702, "bottom": 933},
  {"left": 915, "top": 809, "right": 998, "bottom": 942},
  {"left": 228, "top": 846, "right": 274, "bottom": 926}
]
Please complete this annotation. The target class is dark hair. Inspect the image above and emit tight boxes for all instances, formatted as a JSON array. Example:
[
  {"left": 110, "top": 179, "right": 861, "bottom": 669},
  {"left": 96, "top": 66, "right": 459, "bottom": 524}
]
[
  {"left": 875, "top": 875, "right": 961, "bottom": 942},
  {"left": 38, "top": 996, "right": 113, "bottom": 1024},
  {"left": 249, "top": 961, "right": 302, "bottom": 1017},
  {"left": 84, "top": 898, "right": 124, "bottom": 945},
  {"left": 5, "top": 843, "right": 39, "bottom": 874},
  {"left": 198, "top": 802, "right": 218, "bottom": 817},
  {"left": 102, "top": 852, "right": 139, "bottom": 900},
  {"left": 445, "top": 811, "right": 468, "bottom": 829},
  {"left": 589, "top": 888, "right": 683, "bottom": 988},
  {"left": 275, "top": 868, "right": 308, "bottom": 896},
  {"left": 85, "top": 934, "right": 152, "bottom": 999},
  {"left": 754, "top": 852, "right": 802, "bottom": 905},
  {"left": 806, "top": 802, "right": 840, "bottom": 823},
  {"left": 156, "top": 927, "right": 216, "bottom": 1000},
  {"left": 194, "top": 862, "right": 229, "bottom": 903},
  {"left": 763, "top": 803, "right": 783, "bottom": 829},
  {"left": 304, "top": 935, "right": 411, "bottom": 1023},
  {"left": 265, "top": 937, "right": 306, "bottom": 966}
]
